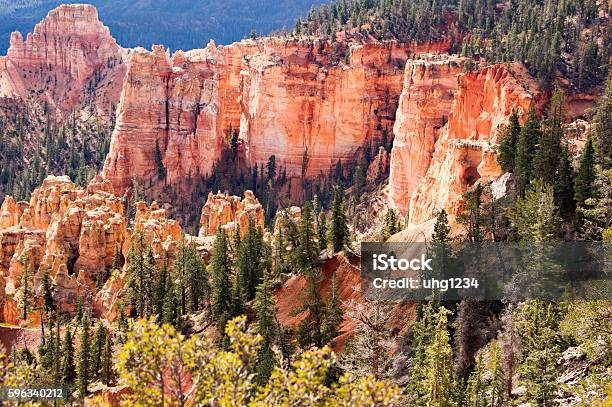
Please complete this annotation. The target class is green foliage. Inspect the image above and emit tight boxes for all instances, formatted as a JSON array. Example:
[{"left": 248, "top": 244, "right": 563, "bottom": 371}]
[
  {"left": 174, "top": 236, "right": 209, "bottom": 315},
  {"left": 17, "top": 255, "right": 32, "bottom": 321},
  {"left": 61, "top": 329, "right": 76, "bottom": 385},
  {"left": 514, "top": 107, "right": 541, "bottom": 196},
  {"left": 381, "top": 208, "right": 401, "bottom": 241},
  {"left": 117, "top": 316, "right": 403, "bottom": 406},
  {"left": 125, "top": 230, "right": 155, "bottom": 318},
  {"left": 210, "top": 228, "right": 233, "bottom": 334},
  {"left": 575, "top": 136, "right": 597, "bottom": 206},
  {"left": 328, "top": 186, "right": 350, "bottom": 253},
  {"left": 515, "top": 302, "right": 563, "bottom": 406},
  {"left": 236, "top": 218, "right": 272, "bottom": 302},
  {"left": 423, "top": 306, "right": 457, "bottom": 407},
  {"left": 77, "top": 316, "right": 91, "bottom": 399},
  {"left": 154, "top": 139, "right": 166, "bottom": 181},
  {"left": 497, "top": 111, "right": 521, "bottom": 173},
  {"left": 299, "top": 0, "right": 608, "bottom": 89},
  {"left": 561, "top": 301, "right": 612, "bottom": 363},
  {"left": 579, "top": 168, "right": 612, "bottom": 240},
  {"left": 407, "top": 301, "right": 439, "bottom": 405},
  {"left": 101, "top": 333, "right": 115, "bottom": 386},
  {"left": 509, "top": 180, "right": 562, "bottom": 242},
  {"left": 253, "top": 270, "right": 277, "bottom": 384}
]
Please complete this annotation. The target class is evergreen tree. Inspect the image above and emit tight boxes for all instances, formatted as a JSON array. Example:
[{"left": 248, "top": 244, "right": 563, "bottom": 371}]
[
  {"left": 328, "top": 186, "right": 350, "bottom": 252},
  {"left": 91, "top": 322, "right": 107, "bottom": 379},
  {"left": 42, "top": 269, "right": 54, "bottom": 314},
  {"left": 533, "top": 90, "right": 565, "bottom": 187},
  {"left": 236, "top": 218, "right": 270, "bottom": 301},
  {"left": 424, "top": 307, "right": 457, "bottom": 407},
  {"left": 154, "top": 258, "right": 169, "bottom": 317},
  {"left": 514, "top": 107, "right": 541, "bottom": 195},
  {"left": 101, "top": 334, "right": 114, "bottom": 386},
  {"left": 322, "top": 271, "right": 343, "bottom": 343},
  {"left": 554, "top": 144, "right": 575, "bottom": 219},
  {"left": 154, "top": 139, "right": 166, "bottom": 180},
  {"left": 509, "top": 180, "right": 563, "bottom": 243},
  {"left": 574, "top": 136, "right": 596, "bottom": 206},
  {"left": 317, "top": 210, "right": 328, "bottom": 251},
  {"left": 516, "top": 302, "right": 562, "bottom": 406},
  {"left": 18, "top": 255, "right": 32, "bottom": 321},
  {"left": 591, "top": 79, "right": 612, "bottom": 169},
  {"left": 407, "top": 301, "right": 439, "bottom": 405},
  {"left": 61, "top": 330, "right": 76, "bottom": 384},
  {"left": 253, "top": 270, "right": 277, "bottom": 385},
  {"left": 125, "top": 230, "right": 155, "bottom": 317},
  {"left": 381, "top": 208, "right": 400, "bottom": 240},
  {"left": 497, "top": 111, "right": 521, "bottom": 173},
  {"left": 77, "top": 316, "right": 91, "bottom": 399},
  {"left": 210, "top": 228, "right": 233, "bottom": 334},
  {"left": 295, "top": 202, "right": 320, "bottom": 273},
  {"left": 111, "top": 242, "right": 123, "bottom": 272}
]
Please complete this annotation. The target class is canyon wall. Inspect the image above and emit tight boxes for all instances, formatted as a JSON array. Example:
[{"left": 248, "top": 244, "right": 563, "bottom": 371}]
[
  {"left": 102, "top": 37, "right": 454, "bottom": 193},
  {"left": 388, "top": 56, "right": 464, "bottom": 215},
  {"left": 390, "top": 63, "right": 540, "bottom": 226},
  {"left": 0, "top": 4, "right": 128, "bottom": 117}
]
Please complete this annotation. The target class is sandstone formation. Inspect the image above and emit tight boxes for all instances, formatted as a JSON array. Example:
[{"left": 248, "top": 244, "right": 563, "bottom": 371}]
[
  {"left": 0, "top": 176, "right": 126, "bottom": 324},
  {"left": 388, "top": 56, "right": 464, "bottom": 214},
  {"left": 389, "top": 63, "right": 540, "bottom": 226},
  {"left": 199, "top": 191, "right": 265, "bottom": 238},
  {"left": 0, "top": 4, "right": 128, "bottom": 117},
  {"left": 102, "top": 37, "right": 454, "bottom": 193}
]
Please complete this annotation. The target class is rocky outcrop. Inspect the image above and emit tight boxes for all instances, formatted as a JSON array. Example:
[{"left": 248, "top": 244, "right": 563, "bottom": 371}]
[
  {"left": 199, "top": 191, "right": 265, "bottom": 238},
  {"left": 0, "top": 4, "right": 127, "bottom": 117},
  {"left": 0, "top": 176, "right": 127, "bottom": 324},
  {"left": 102, "top": 37, "right": 454, "bottom": 193},
  {"left": 389, "top": 63, "right": 540, "bottom": 227},
  {"left": 388, "top": 56, "right": 464, "bottom": 215}
]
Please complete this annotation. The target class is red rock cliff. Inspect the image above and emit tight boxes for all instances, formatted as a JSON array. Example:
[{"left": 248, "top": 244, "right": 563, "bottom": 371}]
[
  {"left": 0, "top": 4, "right": 127, "bottom": 116},
  {"left": 102, "top": 38, "right": 453, "bottom": 193},
  {"left": 388, "top": 55, "right": 464, "bottom": 215},
  {"left": 405, "top": 64, "right": 540, "bottom": 225}
]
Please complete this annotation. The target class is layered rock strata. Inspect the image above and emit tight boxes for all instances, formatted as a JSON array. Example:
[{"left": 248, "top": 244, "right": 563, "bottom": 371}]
[
  {"left": 199, "top": 191, "right": 265, "bottom": 238},
  {"left": 0, "top": 4, "right": 128, "bottom": 116}
]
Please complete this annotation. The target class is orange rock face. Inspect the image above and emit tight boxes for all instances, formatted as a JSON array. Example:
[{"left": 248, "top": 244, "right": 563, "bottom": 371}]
[
  {"left": 102, "top": 37, "right": 452, "bottom": 193},
  {"left": 0, "top": 4, "right": 127, "bottom": 117},
  {"left": 388, "top": 56, "right": 465, "bottom": 214},
  {"left": 199, "top": 191, "right": 265, "bottom": 238},
  {"left": 0, "top": 176, "right": 126, "bottom": 324},
  {"left": 406, "top": 64, "right": 540, "bottom": 225}
]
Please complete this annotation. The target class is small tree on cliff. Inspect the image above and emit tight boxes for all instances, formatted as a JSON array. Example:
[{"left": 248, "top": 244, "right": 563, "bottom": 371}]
[
  {"left": 154, "top": 139, "right": 166, "bottom": 181},
  {"left": 381, "top": 208, "right": 400, "bottom": 241},
  {"left": 101, "top": 334, "right": 115, "bottom": 386}
]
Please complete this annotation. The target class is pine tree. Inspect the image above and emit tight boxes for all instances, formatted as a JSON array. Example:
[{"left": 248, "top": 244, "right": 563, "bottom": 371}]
[
  {"left": 236, "top": 218, "right": 269, "bottom": 301},
  {"left": 322, "top": 271, "right": 343, "bottom": 343},
  {"left": 101, "top": 334, "right": 114, "bottom": 386},
  {"left": 497, "top": 111, "right": 521, "bottom": 173},
  {"left": 424, "top": 307, "right": 457, "bottom": 407},
  {"left": 533, "top": 90, "right": 565, "bottom": 187},
  {"left": 516, "top": 302, "right": 562, "bottom": 406},
  {"left": 407, "top": 301, "right": 439, "bottom": 405},
  {"left": 254, "top": 270, "right": 277, "bottom": 385},
  {"left": 554, "top": 144, "right": 575, "bottom": 219},
  {"left": 126, "top": 231, "right": 155, "bottom": 317},
  {"left": 111, "top": 242, "right": 123, "bottom": 272},
  {"left": 514, "top": 107, "right": 541, "bottom": 195},
  {"left": 295, "top": 202, "right": 320, "bottom": 274},
  {"left": 91, "top": 322, "right": 107, "bottom": 379},
  {"left": 42, "top": 269, "right": 54, "bottom": 314},
  {"left": 328, "top": 186, "right": 350, "bottom": 252},
  {"left": 154, "top": 258, "right": 169, "bottom": 317},
  {"left": 18, "top": 255, "right": 32, "bottom": 321},
  {"left": 154, "top": 139, "right": 166, "bottom": 180},
  {"left": 509, "top": 180, "right": 563, "bottom": 243},
  {"left": 382, "top": 208, "right": 400, "bottom": 240},
  {"left": 591, "top": 79, "right": 612, "bottom": 169},
  {"left": 62, "top": 330, "right": 76, "bottom": 384},
  {"left": 75, "top": 296, "right": 84, "bottom": 324},
  {"left": 317, "top": 210, "right": 328, "bottom": 251},
  {"left": 574, "top": 136, "right": 596, "bottom": 206},
  {"left": 210, "top": 228, "right": 233, "bottom": 334},
  {"left": 77, "top": 316, "right": 91, "bottom": 399}
]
